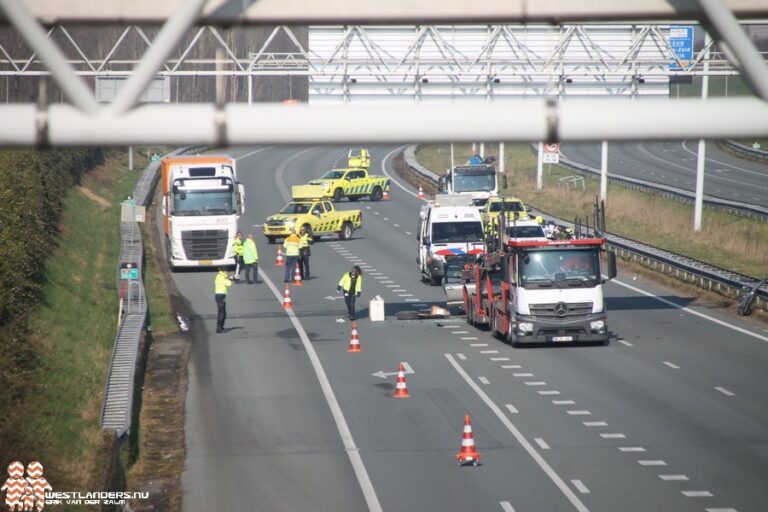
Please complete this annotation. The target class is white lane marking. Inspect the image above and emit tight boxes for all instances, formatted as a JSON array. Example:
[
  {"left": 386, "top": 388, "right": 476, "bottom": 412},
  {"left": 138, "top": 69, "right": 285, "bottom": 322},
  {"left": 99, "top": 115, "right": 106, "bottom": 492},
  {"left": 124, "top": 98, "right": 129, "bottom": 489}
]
[
  {"left": 660, "top": 475, "right": 689, "bottom": 481},
  {"left": 639, "top": 460, "right": 667, "bottom": 466},
  {"left": 479, "top": 377, "right": 491, "bottom": 385},
  {"left": 385, "top": 285, "right": 399, "bottom": 288},
  {"left": 706, "top": 509, "right": 737, "bottom": 512},
  {"left": 258, "top": 269, "right": 382, "bottom": 512},
  {"left": 600, "top": 433, "right": 627, "bottom": 439},
  {"left": 571, "top": 480, "right": 590, "bottom": 494},
  {"left": 445, "top": 354, "right": 591, "bottom": 512},
  {"left": 392, "top": 289, "right": 407, "bottom": 292},
  {"left": 491, "top": 357, "right": 510, "bottom": 361},
  {"left": 404, "top": 299, "right": 421, "bottom": 302},
  {"left": 398, "top": 294, "right": 414, "bottom": 297},
  {"left": 393, "top": 224, "right": 400, "bottom": 228},
  {"left": 680, "top": 139, "right": 768, "bottom": 179},
  {"left": 567, "top": 410, "right": 592, "bottom": 416},
  {"left": 374, "top": 276, "right": 389, "bottom": 280},
  {"left": 502, "top": 365, "right": 522, "bottom": 369},
  {"left": 553, "top": 400, "right": 576, "bottom": 405},
  {"left": 715, "top": 387, "right": 735, "bottom": 396},
  {"left": 405, "top": 231, "right": 413, "bottom": 235},
  {"left": 471, "top": 344, "right": 489, "bottom": 348},
  {"left": 513, "top": 373, "right": 534, "bottom": 377},
  {"left": 374, "top": 212, "right": 379, "bottom": 215},
  {"left": 457, "top": 353, "right": 467, "bottom": 360},
  {"left": 234, "top": 146, "right": 273, "bottom": 161},
  {"left": 481, "top": 350, "right": 500, "bottom": 354},
  {"left": 452, "top": 330, "right": 469, "bottom": 334},
  {"left": 617, "top": 339, "right": 634, "bottom": 347},
  {"left": 535, "top": 438, "right": 550, "bottom": 450},
  {"left": 584, "top": 421, "right": 608, "bottom": 427},
  {"left": 614, "top": 279, "right": 768, "bottom": 344},
  {"left": 365, "top": 206, "right": 371, "bottom": 209},
  {"left": 619, "top": 447, "right": 646, "bottom": 452},
  {"left": 682, "top": 491, "right": 713, "bottom": 498},
  {"left": 369, "top": 272, "right": 383, "bottom": 275},
  {"left": 274, "top": 147, "right": 318, "bottom": 201},
  {"left": 380, "top": 280, "right": 395, "bottom": 284},
  {"left": 525, "top": 381, "right": 547, "bottom": 386},
  {"left": 383, "top": 217, "right": 389, "bottom": 221},
  {"left": 381, "top": 145, "right": 421, "bottom": 199},
  {"left": 539, "top": 390, "right": 561, "bottom": 395},
  {"left": 500, "top": 501, "right": 516, "bottom": 512},
  {"left": 461, "top": 337, "right": 479, "bottom": 340},
  {"left": 505, "top": 403, "right": 519, "bottom": 414},
  {"left": 442, "top": 325, "right": 460, "bottom": 329},
  {"left": 663, "top": 361, "right": 680, "bottom": 369}
]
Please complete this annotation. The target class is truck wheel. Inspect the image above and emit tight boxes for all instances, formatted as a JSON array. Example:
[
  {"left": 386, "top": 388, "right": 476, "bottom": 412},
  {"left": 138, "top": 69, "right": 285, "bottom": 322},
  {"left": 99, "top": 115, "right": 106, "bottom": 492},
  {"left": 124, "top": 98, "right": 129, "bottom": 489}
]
[
  {"left": 333, "top": 188, "right": 344, "bottom": 202},
  {"left": 267, "top": 236, "right": 275, "bottom": 244},
  {"left": 370, "top": 187, "right": 383, "bottom": 201},
  {"left": 339, "top": 222, "right": 353, "bottom": 240}
]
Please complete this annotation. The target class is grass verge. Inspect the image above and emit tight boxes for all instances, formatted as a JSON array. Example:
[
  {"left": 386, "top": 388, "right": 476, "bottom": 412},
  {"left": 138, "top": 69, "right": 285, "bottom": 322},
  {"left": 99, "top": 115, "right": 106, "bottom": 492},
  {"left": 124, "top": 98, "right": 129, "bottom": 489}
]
[{"left": 415, "top": 143, "right": 768, "bottom": 279}]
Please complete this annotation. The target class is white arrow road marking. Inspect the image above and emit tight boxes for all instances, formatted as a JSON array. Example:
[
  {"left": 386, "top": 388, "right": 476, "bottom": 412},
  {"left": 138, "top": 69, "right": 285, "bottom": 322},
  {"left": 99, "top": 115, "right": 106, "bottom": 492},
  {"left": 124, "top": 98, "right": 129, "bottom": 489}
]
[
  {"left": 324, "top": 295, "right": 345, "bottom": 301},
  {"left": 371, "top": 361, "right": 414, "bottom": 379}
]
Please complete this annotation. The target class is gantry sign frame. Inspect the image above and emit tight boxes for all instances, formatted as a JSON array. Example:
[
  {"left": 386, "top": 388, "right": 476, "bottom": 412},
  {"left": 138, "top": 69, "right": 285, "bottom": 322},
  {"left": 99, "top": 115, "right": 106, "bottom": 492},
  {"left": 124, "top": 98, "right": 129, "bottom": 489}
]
[{"left": 0, "top": 0, "right": 767, "bottom": 145}]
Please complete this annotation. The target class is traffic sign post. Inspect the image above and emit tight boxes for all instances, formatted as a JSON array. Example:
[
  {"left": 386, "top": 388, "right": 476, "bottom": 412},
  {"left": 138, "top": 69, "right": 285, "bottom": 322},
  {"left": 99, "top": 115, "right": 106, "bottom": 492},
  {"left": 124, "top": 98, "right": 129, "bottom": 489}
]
[
  {"left": 669, "top": 26, "right": 694, "bottom": 71},
  {"left": 543, "top": 142, "right": 560, "bottom": 164}
]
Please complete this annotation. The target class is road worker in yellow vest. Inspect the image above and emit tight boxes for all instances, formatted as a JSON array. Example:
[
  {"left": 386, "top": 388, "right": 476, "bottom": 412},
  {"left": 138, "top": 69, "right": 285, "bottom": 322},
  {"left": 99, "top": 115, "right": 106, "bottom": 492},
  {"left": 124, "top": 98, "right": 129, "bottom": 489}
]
[
  {"left": 298, "top": 225, "right": 313, "bottom": 280},
  {"left": 283, "top": 230, "right": 301, "bottom": 283},
  {"left": 337, "top": 265, "right": 363, "bottom": 320},
  {"left": 242, "top": 233, "right": 259, "bottom": 284},
  {"left": 232, "top": 231, "right": 244, "bottom": 281},
  {"left": 214, "top": 267, "right": 233, "bottom": 333}
]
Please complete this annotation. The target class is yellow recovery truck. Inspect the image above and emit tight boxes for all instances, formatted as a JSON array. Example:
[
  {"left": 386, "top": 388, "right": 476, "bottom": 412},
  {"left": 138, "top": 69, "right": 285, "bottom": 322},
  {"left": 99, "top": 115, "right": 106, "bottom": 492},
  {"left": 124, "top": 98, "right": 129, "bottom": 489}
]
[
  {"left": 262, "top": 186, "right": 363, "bottom": 244},
  {"left": 296, "top": 148, "right": 391, "bottom": 202}
]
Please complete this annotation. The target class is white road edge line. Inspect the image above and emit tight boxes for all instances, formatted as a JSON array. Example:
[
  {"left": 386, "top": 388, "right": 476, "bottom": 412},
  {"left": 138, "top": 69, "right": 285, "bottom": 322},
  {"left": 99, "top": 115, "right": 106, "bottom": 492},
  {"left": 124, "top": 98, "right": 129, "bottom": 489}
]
[
  {"left": 234, "top": 146, "right": 273, "bottom": 161},
  {"left": 381, "top": 145, "right": 420, "bottom": 199},
  {"left": 500, "top": 501, "right": 516, "bottom": 512},
  {"left": 445, "top": 353, "right": 591, "bottom": 512},
  {"left": 260, "top": 269, "right": 382, "bottom": 512}
]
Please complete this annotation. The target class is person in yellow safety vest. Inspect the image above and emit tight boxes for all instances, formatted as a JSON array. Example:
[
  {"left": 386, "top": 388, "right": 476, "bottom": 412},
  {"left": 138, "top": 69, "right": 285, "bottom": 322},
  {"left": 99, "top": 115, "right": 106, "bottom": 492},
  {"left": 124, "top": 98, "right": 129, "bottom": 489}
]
[
  {"left": 298, "top": 225, "right": 313, "bottom": 280},
  {"left": 337, "top": 265, "right": 363, "bottom": 321},
  {"left": 232, "top": 231, "right": 244, "bottom": 281},
  {"left": 214, "top": 267, "right": 233, "bottom": 333},
  {"left": 283, "top": 231, "right": 301, "bottom": 283},
  {"left": 242, "top": 233, "right": 259, "bottom": 284}
]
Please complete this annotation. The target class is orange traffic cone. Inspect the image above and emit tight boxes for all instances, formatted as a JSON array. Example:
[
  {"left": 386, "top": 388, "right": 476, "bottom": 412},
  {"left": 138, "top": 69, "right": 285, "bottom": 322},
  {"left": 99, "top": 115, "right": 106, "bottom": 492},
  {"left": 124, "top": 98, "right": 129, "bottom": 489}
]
[
  {"left": 417, "top": 185, "right": 425, "bottom": 199},
  {"left": 275, "top": 246, "right": 285, "bottom": 266},
  {"left": 392, "top": 363, "right": 410, "bottom": 398},
  {"left": 293, "top": 263, "right": 303, "bottom": 286},
  {"left": 282, "top": 285, "right": 293, "bottom": 309},
  {"left": 348, "top": 322, "right": 361, "bottom": 352},
  {"left": 382, "top": 190, "right": 390, "bottom": 200},
  {"left": 456, "top": 415, "right": 481, "bottom": 466}
]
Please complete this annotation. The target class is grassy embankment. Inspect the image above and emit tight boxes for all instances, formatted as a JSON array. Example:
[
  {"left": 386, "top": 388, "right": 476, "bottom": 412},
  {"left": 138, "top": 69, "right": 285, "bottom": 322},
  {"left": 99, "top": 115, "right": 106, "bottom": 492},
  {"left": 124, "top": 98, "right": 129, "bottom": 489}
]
[
  {"left": 9, "top": 149, "right": 174, "bottom": 495},
  {"left": 416, "top": 143, "right": 768, "bottom": 280}
]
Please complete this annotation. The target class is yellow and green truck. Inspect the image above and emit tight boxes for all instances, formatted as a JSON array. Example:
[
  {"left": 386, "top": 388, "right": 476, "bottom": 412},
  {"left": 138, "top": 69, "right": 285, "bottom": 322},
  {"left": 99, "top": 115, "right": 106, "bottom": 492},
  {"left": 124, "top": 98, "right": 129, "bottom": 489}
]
[
  {"left": 297, "top": 157, "right": 391, "bottom": 202},
  {"left": 262, "top": 187, "right": 363, "bottom": 243}
]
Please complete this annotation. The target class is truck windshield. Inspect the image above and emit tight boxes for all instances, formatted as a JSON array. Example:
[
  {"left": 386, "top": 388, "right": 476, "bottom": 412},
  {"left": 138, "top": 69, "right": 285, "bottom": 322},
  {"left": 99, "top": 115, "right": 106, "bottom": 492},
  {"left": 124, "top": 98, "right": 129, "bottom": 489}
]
[
  {"left": 321, "top": 170, "right": 346, "bottom": 179},
  {"left": 432, "top": 222, "right": 484, "bottom": 243},
  {"left": 454, "top": 170, "right": 496, "bottom": 193},
  {"left": 173, "top": 190, "right": 235, "bottom": 216},
  {"left": 489, "top": 201, "right": 525, "bottom": 213},
  {"left": 279, "top": 203, "right": 312, "bottom": 214},
  {"left": 506, "top": 225, "right": 546, "bottom": 239},
  {"left": 518, "top": 249, "right": 600, "bottom": 289}
]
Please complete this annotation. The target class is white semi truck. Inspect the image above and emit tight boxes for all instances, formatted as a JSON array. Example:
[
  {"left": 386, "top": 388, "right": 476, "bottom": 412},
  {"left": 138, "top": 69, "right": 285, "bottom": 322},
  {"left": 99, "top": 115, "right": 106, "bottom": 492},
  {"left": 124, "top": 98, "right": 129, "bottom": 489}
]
[{"left": 438, "top": 164, "right": 505, "bottom": 207}]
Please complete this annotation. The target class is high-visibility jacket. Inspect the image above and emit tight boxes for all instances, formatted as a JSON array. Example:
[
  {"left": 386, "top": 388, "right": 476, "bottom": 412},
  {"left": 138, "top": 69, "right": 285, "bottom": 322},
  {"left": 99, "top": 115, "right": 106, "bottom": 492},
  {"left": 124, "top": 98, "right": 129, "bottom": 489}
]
[
  {"left": 298, "top": 233, "right": 311, "bottom": 250},
  {"left": 283, "top": 234, "right": 301, "bottom": 257},
  {"left": 215, "top": 271, "right": 232, "bottom": 295},
  {"left": 338, "top": 272, "right": 362, "bottom": 294},
  {"left": 233, "top": 236, "right": 244, "bottom": 256},
  {"left": 243, "top": 238, "right": 258, "bottom": 264}
]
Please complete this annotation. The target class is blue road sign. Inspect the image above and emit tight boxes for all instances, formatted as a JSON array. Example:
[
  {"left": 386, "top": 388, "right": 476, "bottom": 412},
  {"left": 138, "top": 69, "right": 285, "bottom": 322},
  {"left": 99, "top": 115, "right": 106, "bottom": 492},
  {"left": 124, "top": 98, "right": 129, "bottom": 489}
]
[{"left": 669, "top": 26, "right": 694, "bottom": 71}]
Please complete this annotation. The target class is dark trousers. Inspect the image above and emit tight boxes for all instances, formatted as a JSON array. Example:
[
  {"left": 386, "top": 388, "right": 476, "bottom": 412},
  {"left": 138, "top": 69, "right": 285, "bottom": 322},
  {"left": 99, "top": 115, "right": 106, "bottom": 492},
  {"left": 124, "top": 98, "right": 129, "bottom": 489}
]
[
  {"left": 215, "top": 293, "right": 227, "bottom": 331},
  {"left": 299, "top": 254, "right": 310, "bottom": 279},
  {"left": 344, "top": 293, "right": 357, "bottom": 320},
  {"left": 284, "top": 256, "right": 298, "bottom": 282},
  {"left": 244, "top": 262, "right": 258, "bottom": 283},
  {"left": 234, "top": 255, "right": 243, "bottom": 277}
]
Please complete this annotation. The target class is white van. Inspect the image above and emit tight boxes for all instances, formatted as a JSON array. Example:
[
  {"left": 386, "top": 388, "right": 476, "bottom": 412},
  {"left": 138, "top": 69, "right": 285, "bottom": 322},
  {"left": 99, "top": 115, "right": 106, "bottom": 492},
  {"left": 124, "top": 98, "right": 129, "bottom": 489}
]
[{"left": 417, "top": 195, "right": 485, "bottom": 286}]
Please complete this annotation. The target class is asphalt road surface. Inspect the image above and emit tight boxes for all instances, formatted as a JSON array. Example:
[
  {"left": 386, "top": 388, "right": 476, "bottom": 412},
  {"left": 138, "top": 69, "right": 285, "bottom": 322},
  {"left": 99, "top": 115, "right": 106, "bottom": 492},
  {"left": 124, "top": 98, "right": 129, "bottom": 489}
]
[
  {"left": 560, "top": 141, "right": 768, "bottom": 208},
  {"left": 169, "top": 145, "right": 768, "bottom": 512}
]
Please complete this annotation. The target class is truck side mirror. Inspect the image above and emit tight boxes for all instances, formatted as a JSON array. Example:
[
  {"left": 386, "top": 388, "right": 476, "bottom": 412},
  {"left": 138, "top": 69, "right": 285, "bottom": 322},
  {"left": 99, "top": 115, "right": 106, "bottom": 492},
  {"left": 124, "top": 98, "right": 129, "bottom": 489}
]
[
  {"left": 236, "top": 183, "right": 245, "bottom": 215},
  {"left": 162, "top": 194, "right": 169, "bottom": 215},
  {"left": 438, "top": 176, "right": 446, "bottom": 192},
  {"left": 423, "top": 236, "right": 431, "bottom": 246},
  {"left": 605, "top": 251, "right": 617, "bottom": 280}
]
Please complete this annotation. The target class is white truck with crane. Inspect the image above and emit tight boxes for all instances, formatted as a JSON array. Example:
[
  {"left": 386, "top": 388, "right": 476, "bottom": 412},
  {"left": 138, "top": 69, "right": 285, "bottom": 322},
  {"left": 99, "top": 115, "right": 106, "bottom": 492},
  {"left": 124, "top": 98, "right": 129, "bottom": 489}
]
[{"left": 438, "top": 163, "right": 506, "bottom": 207}]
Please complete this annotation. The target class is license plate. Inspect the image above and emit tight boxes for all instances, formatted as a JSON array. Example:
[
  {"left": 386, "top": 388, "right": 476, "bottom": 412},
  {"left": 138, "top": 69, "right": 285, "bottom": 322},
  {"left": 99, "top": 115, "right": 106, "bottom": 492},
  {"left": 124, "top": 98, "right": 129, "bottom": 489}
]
[
  {"left": 199, "top": 260, "right": 213, "bottom": 266},
  {"left": 551, "top": 336, "right": 573, "bottom": 342}
]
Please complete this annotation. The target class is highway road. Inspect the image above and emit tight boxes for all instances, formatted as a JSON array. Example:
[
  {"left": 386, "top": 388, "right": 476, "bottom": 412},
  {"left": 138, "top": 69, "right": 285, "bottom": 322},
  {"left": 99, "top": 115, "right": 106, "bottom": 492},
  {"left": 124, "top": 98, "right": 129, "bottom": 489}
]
[
  {"left": 560, "top": 142, "right": 768, "bottom": 208},
  {"left": 169, "top": 145, "right": 768, "bottom": 512}
]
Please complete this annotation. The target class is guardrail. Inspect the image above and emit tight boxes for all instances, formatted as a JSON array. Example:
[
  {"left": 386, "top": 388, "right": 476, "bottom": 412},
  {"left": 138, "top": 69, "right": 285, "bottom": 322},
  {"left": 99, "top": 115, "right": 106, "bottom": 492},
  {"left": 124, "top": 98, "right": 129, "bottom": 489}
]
[
  {"left": 101, "top": 146, "right": 203, "bottom": 438},
  {"left": 402, "top": 144, "right": 767, "bottom": 311},
  {"left": 722, "top": 140, "right": 768, "bottom": 162}
]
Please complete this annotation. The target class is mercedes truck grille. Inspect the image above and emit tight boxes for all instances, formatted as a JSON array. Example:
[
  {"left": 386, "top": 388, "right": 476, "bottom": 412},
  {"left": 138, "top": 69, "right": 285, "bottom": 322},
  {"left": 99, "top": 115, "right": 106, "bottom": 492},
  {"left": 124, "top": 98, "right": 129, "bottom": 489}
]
[{"left": 529, "top": 302, "right": 593, "bottom": 319}]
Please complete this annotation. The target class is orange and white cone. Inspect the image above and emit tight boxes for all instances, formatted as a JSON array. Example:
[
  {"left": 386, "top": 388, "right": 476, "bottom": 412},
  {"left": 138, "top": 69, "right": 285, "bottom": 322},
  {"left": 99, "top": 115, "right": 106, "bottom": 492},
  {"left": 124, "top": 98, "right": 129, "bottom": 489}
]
[
  {"left": 282, "top": 285, "right": 293, "bottom": 309},
  {"left": 382, "top": 189, "right": 390, "bottom": 200},
  {"left": 456, "top": 415, "right": 481, "bottom": 465},
  {"left": 275, "top": 246, "right": 285, "bottom": 266},
  {"left": 293, "top": 263, "right": 303, "bottom": 286},
  {"left": 392, "top": 362, "right": 410, "bottom": 398},
  {"left": 348, "top": 322, "right": 361, "bottom": 352},
  {"left": 417, "top": 184, "right": 425, "bottom": 199}
]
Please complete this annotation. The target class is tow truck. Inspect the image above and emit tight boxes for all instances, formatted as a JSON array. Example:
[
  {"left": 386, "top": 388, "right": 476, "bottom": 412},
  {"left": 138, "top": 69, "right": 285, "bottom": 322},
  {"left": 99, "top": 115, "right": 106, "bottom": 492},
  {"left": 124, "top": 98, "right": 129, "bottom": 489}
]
[
  {"left": 462, "top": 214, "right": 617, "bottom": 346},
  {"left": 262, "top": 187, "right": 362, "bottom": 243}
]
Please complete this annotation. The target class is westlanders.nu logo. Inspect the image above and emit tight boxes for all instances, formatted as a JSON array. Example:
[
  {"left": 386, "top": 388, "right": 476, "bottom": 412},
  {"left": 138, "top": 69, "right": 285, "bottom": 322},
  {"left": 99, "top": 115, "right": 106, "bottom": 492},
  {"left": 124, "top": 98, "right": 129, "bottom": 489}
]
[{"left": 1, "top": 461, "right": 52, "bottom": 511}]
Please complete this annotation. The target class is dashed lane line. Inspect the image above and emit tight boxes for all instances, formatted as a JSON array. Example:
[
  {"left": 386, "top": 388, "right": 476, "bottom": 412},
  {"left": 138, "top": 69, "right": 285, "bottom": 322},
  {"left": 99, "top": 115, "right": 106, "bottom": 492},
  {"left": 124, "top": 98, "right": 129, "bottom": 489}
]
[
  {"left": 583, "top": 421, "right": 608, "bottom": 427},
  {"left": 567, "top": 411, "right": 592, "bottom": 416},
  {"left": 479, "top": 377, "right": 491, "bottom": 385},
  {"left": 505, "top": 404, "right": 519, "bottom": 414},
  {"left": 471, "top": 343, "right": 489, "bottom": 347},
  {"left": 457, "top": 353, "right": 467, "bottom": 360},
  {"left": 663, "top": 361, "right": 680, "bottom": 369},
  {"left": 659, "top": 475, "right": 689, "bottom": 481},
  {"left": 461, "top": 337, "right": 479, "bottom": 340},
  {"left": 502, "top": 365, "right": 522, "bottom": 369},
  {"left": 525, "top": 381, "right": 547, "bottom": 386},
  {"left": 535, "top": 438, "right": 550, "bottom": 450},
  {"left": 638, "top": 460, "right": 667, "bottom": 466},
  {"left": 617, "top": 339, "right": 634, "bottom": 347},
  {"left": 480, "top": 350, "right": 500, "bottom": 354},
  {"left": 538, "top": 390, "right": 561, "bottom": 395},
  {"left": 600, "top": 433, "right": 627, "bottom": 439},
  {"left": 571, "top": 480, "right": 590, "bottom": 494},
  {"left": 682, "top": 491, "right": 713, "bottom": 498},
  {"left": 619, "top": 447, "right": 646, "bottom": 452},
  {"left": 513, "top": 373, "right": 534, "bottom": 377},
  {"left": 553, "top": 400, "right": 576, "bottom": 405},
  {"left": 490, "top": 357, "right": 510, "bottom": 361},
  {"left": 715, "top": 387, "right": 735, "bottom": 396}
]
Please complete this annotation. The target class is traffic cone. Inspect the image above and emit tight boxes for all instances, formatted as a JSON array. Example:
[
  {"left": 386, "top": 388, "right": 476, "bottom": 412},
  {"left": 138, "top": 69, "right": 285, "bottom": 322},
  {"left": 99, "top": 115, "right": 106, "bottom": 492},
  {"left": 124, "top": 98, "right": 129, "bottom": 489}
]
[
  {"left": 382, "top": 190, "right": 390, "bottom": 200},
  {"left": 282, "top": 285, "right": 293, "bottom": 309},
  {"left": 417, "top": 184, "right": 425, "bottom": 199},
  {"left": 348, "top": 322, "right": 361, "bottom": 352},
  {"left": 392, "top": 362, "right": 410, "bottom": 398},
  {"left": 275, "top": 246, "right": 284, "bottom": 266},
  {"left": 293, "top": 263, "right": 303, "bottom": 286},
  {"left": 456, "top": 415, "right": 481, "bottom": 466}
]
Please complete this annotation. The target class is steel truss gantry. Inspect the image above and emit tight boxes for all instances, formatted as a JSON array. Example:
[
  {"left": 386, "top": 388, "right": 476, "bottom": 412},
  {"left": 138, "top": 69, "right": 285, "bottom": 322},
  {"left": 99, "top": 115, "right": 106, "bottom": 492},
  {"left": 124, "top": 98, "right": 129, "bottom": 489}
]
[{"left": 0, "top": 0, "right": 766, "bottom": 144}]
